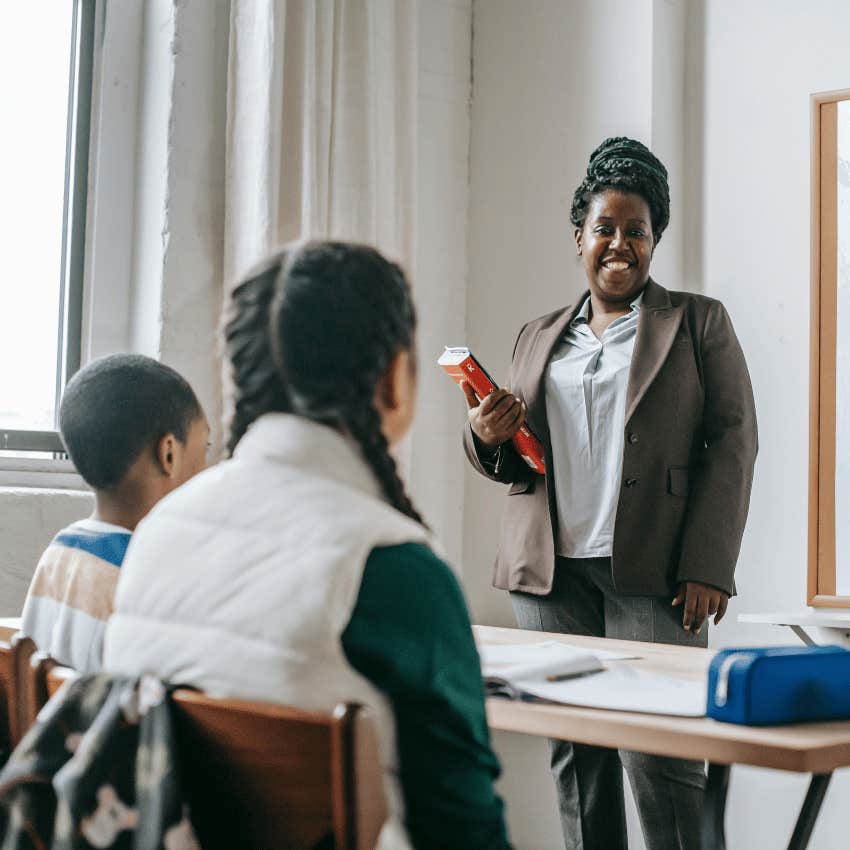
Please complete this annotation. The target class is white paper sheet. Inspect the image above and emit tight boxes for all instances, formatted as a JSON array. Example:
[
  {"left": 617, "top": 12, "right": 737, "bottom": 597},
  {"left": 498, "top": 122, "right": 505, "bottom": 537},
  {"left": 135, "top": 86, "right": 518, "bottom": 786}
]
[
  {"left": 479, "top": 640, "right": 637, "bottom": 676},
  {"left": 515, "top": 666, "right": 707, "bottom": 718}
]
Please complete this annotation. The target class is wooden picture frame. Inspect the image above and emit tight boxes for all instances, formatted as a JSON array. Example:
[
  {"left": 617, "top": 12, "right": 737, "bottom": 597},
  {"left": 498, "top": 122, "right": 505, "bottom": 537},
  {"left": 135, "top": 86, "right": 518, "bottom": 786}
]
[{"left": 809, "top": 89, "right": 850, "bottom": 606}]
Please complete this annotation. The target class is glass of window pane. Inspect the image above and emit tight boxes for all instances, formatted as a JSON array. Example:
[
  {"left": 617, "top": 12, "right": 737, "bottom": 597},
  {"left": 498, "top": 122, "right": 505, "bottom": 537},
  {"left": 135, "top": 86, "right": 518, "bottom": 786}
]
[{"left": 0, "top": 6, "right": 75, "bottom": 433}]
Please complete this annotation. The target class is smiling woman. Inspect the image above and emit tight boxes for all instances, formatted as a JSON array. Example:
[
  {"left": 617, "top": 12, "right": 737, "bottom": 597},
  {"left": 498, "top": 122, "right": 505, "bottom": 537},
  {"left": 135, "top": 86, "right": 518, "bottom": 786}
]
[{"left": 461, "top": 136, "right": 759, "bottom": 850}]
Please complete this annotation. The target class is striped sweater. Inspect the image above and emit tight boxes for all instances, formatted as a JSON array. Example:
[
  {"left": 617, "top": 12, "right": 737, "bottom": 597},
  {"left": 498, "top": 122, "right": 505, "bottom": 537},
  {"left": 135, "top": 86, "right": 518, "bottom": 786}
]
[{"left": 21, "top": 518, "right": 131, "bottom": 673}]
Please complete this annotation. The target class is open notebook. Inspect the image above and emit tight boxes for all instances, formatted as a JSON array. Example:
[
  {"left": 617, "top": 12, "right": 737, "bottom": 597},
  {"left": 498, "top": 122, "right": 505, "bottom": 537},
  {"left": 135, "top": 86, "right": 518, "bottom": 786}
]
[
  {"left": 479, "top": 640, "right": 626, "bottom": 700},
  {"left": 479, "top": 640, "right": 707, "bottom": 717}
]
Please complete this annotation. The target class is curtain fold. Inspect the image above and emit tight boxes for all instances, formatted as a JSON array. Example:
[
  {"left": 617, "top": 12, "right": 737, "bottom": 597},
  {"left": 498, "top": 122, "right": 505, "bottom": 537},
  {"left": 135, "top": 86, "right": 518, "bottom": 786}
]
[
  {"left": 223, "top": 0, "right": 419, "bottom": 479},
  {"left": 224, "top": 0, "right": 417, "bottom": 288}
]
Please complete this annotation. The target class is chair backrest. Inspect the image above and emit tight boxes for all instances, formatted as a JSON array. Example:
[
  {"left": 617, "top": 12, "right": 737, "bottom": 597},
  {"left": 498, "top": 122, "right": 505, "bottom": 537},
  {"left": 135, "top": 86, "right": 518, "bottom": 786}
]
[
  {"left": 0, "top": 641, "right": 13, "bottom": 759},
  {"left": 1, "top": 635, "right": 40, "bottom": 749},
  {"left": 41, "top": 668, "right": 387, "bottom": 850}
]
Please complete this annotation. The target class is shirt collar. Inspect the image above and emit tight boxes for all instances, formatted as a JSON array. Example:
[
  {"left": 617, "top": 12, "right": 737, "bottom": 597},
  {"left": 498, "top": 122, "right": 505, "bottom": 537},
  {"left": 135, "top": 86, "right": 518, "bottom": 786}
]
[
  {"left": 74, "top": 517, "right": 133, "bottom": 535},
  {"left": 571, "top": 289, "right": 644, "bottom": 327}
]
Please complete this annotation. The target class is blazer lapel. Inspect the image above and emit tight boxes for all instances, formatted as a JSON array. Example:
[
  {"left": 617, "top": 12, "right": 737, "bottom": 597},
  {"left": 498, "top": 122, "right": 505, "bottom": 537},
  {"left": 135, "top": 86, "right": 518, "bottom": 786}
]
[
  {"left": 522, "top": 296, "right": 587, "bottom": 448},
  {"left": 625, "top": 279, "right": 685, "bottom": 424}
]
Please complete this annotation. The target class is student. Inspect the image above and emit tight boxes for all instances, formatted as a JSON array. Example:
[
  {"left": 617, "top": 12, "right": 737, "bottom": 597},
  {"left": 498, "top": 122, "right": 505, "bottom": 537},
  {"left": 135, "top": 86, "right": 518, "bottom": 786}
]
[
  {"left": 20, "top": 354, "right": 208, "bottom": 673},
  {"left": 104, "top": 242, "right": 512, "bottom": 850}
]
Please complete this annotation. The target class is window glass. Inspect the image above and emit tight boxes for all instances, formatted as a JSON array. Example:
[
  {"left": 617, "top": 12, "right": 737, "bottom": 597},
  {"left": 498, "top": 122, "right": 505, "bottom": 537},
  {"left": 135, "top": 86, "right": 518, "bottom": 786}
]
[{"left": 0, "top": 6, "right": 75, "bottom": 432}]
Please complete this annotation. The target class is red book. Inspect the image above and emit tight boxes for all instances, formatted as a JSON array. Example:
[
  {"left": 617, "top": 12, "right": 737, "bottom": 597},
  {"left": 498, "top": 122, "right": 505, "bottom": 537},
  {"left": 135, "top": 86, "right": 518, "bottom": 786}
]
[{"left": 438, "top": 347, "right": 546, "bottom": 475}]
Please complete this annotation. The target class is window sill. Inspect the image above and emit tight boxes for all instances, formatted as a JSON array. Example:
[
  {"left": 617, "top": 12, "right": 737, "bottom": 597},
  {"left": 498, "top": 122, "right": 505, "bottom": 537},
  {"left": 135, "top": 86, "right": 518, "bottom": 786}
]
[{"left": 0, "top": 458, "right": 87, "bottom": 491}]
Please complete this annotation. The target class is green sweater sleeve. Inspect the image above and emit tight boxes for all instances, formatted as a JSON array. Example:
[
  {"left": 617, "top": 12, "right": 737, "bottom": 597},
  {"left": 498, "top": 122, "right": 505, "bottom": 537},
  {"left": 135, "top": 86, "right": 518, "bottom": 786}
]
[{"left": 341, "top": 543, "right": 512, "bottom": 850}]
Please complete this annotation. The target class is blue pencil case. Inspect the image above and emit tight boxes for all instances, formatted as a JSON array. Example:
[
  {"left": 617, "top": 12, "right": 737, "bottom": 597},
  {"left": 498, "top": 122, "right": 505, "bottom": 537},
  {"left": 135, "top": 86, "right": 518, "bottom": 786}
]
[{"left": 706, "top": 645, "right": 850, "bottom": 725}]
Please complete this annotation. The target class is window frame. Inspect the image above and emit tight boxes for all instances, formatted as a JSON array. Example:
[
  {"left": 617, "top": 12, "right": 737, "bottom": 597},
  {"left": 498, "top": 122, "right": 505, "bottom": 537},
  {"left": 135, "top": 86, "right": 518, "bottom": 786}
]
[{"left": 0, "top": 0, "right": 96, "bottom": 461}]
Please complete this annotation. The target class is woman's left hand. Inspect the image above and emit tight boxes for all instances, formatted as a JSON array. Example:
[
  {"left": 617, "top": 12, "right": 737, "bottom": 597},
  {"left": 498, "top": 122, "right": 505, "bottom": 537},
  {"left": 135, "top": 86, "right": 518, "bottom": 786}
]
[{"left": 671, "top": 582, "right": 729, "bottom": 633}]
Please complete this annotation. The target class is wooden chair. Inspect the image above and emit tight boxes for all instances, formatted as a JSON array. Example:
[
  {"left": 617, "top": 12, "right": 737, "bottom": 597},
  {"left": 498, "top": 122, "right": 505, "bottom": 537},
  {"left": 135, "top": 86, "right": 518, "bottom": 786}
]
[
  {"left": 0, "top": 640, "right": 14, "bottom": 760},
  {"left": 19, "top": 648, "right": 58, "bottom": 736},
  {"left": 0, "top": 634, "right": 41, "bottom": 751},
  {"left": 39, "top": 667, "right": 387, "bottom": 850}
]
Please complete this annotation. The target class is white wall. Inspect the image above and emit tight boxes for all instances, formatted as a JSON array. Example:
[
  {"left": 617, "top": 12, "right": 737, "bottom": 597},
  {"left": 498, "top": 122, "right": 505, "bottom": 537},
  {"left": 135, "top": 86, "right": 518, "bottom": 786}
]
[
  {"left": 465, "top": 1, "right": 850, "bottom": 849},
  {"left": 0, "top": 489, "right": 93, "bottom": 613},
  {"left": 694, "top": 2, "right": 850, "bottom": 847}
]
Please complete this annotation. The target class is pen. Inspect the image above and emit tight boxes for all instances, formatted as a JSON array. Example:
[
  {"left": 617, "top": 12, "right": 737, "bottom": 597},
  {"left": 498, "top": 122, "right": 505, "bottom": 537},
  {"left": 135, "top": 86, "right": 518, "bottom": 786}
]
[{"left": 546, "top": 667, "right": 605, "bottom": 683}]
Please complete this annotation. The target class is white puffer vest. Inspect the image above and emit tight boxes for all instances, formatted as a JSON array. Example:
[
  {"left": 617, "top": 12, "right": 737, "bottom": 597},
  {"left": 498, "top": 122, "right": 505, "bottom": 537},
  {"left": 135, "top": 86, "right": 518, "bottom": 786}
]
[{"left": 104, "top": 414, "right": 434, "bottom": 849}]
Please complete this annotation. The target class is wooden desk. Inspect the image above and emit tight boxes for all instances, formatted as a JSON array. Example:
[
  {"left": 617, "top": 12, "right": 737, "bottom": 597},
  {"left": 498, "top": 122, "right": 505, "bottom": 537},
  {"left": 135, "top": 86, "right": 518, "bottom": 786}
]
[
  {"left": 0, "top": 618, "right": 21, "bottom": 642},
  {"left": 475, "top": 625, "right": 847, "bottom": 850}
]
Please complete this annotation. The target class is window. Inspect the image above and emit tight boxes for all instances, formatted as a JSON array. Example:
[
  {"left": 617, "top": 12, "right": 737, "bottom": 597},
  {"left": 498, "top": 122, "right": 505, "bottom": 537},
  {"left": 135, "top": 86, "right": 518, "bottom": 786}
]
[{"left": 0, "top": 1, "right": 95, "bottom": 457}]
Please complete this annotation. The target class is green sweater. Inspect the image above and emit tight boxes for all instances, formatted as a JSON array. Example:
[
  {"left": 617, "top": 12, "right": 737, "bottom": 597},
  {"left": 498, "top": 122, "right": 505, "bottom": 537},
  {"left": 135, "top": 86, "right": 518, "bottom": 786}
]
[{"left": 341, "top": 543, "right": 512, "bottom": 850}]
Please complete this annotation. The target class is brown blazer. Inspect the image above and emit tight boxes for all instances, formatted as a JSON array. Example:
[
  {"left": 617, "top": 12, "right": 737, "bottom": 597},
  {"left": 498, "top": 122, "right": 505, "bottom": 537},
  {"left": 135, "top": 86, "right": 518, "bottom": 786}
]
[{"left": 464, "top": 279, "right": 758, "bottom": 598}]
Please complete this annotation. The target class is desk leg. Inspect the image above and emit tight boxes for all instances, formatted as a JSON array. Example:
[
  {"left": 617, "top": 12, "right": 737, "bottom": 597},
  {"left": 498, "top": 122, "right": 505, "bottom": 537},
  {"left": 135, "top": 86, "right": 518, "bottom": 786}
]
[
  {"left": 701, "top": 762, "right": 730, "bottom": 850},
  {"left": 787, "top": 773, "right": 832, "bottom": 850},
  {"left": 789, "top": 625, "right": 816, "bottom": 646}
]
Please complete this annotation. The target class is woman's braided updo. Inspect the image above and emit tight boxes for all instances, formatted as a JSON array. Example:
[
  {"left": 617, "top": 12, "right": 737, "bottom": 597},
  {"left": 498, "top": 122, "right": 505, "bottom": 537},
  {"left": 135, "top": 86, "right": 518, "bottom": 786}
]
[
  {"left": 224, "top": 241, "right": 425, "bottom": 526},
  {"left": 570, "top": 137, "right": 670, "bottom": 243}
]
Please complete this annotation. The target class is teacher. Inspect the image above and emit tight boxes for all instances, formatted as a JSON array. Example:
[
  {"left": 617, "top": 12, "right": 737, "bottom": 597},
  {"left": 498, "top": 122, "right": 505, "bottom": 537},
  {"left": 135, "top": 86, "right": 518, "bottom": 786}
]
[{"left": 462, "top": 137, "right": 758, "bottom": 850}]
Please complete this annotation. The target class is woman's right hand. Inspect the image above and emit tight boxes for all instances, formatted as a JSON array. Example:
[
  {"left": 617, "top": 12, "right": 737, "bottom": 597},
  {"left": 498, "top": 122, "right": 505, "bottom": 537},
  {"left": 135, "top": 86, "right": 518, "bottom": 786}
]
[{"left": 461, "top": 383, "right": 526, "bottom": 449}]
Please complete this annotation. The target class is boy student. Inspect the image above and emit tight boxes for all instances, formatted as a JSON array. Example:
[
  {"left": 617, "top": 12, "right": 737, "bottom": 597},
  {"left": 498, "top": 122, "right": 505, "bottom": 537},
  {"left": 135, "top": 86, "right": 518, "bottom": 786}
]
[{"left": 20, "top": 354, "right": 208, "bottom": 673}]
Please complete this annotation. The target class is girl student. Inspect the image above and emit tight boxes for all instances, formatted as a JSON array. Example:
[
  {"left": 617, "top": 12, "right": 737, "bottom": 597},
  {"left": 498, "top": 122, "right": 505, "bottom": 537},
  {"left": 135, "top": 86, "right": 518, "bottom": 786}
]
[{"left": 104, "top": 241, "right": 512, "bottom": 850}]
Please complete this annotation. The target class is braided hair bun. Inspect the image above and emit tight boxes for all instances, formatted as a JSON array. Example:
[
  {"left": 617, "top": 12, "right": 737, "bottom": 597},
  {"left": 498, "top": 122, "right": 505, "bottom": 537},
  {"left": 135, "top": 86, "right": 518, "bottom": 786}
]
[
  {"left": 224, "top": 241, "right": 425, "bottom": 526},
  {"left": 570, "top": 137, "right": 670, "bottom": 243}
]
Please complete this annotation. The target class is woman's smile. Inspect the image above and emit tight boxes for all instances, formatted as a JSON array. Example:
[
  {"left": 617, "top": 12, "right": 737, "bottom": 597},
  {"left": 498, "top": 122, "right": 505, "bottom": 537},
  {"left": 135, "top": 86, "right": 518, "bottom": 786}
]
[
  {"left": 600, "top": 256, "right": 635, "bottom": 274},
  {"left": 601, "top": 259, "right": 635, "bottom": 279},
  {"left": 576, "top": 189, "right": 655, "bottom": 305}
]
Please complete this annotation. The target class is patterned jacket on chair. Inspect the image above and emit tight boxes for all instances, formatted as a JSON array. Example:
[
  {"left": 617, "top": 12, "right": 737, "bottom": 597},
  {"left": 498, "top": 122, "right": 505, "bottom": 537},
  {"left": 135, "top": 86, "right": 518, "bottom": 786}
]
[{"left": 0, "top": 674, "right": 198, "bottom": 850}]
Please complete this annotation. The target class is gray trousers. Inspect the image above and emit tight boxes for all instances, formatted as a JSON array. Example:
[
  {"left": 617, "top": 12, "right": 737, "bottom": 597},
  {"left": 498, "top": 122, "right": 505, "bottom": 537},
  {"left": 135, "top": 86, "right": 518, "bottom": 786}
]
[{"left": 511, "top": 557, "right": 707, "bottom": 850}]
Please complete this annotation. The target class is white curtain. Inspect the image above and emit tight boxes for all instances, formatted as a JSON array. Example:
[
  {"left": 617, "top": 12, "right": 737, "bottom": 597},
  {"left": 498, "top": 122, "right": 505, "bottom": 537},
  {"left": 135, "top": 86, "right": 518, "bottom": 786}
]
[
  {"left": 223, "top": 0, "right": 418, "bottom": 287},
  {"left": 222, "top": 0, "right": 419, "bottom": 479}
]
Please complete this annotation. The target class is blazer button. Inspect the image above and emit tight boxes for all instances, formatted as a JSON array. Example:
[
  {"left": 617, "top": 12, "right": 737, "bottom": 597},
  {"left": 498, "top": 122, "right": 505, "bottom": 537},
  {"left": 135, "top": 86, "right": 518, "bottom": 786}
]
[
  {"left": 628, "top": 433, "right": 639, "bottom": 444},
  {"left": 625, "top": 478, "right": 637, "bottom": 488}
]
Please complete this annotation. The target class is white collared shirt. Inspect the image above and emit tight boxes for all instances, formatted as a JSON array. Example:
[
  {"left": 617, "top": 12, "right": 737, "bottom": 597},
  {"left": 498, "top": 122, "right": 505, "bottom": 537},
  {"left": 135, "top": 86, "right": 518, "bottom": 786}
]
[{"left": 545, "top": 292, "right": 642, "bottom": 557}]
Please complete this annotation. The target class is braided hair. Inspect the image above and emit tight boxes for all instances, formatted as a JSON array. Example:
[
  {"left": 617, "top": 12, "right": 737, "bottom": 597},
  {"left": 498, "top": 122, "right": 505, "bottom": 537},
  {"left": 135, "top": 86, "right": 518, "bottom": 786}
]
[
  {"left": 224, "top": 241, "right": 425, "bottom": 526},
  {"left": 224, "top": 257, "right": 291, "bottom": 456},
  {"left": 570, "top": 137, "right": 670, "bottom": 243}
]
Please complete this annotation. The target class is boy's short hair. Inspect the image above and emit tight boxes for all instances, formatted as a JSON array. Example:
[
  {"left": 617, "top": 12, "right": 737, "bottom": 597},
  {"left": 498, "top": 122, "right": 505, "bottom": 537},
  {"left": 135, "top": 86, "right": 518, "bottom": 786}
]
[{"left": 59, "top": 354, "right": 203, "bottom": 490}]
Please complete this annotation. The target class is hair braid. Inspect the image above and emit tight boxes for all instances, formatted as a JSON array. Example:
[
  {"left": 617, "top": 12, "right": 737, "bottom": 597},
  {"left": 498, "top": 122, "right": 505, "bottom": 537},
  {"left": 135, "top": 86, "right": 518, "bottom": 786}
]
[
  {"left": 225, "top": 241, "right": 428, "bottom": 527},
  {"left": 570, "top": 136, "right": 670, "bottom": 242},
  {"left": 345, "top": 400, "right": 425, "bottom": 525},
  {"left": 224, "top": 266, "right": 290, "bottom": 456}
]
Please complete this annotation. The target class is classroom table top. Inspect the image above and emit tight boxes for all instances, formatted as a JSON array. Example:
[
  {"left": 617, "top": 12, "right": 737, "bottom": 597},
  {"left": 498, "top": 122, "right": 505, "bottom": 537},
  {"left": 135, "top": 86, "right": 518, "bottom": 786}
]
[
  {"left": 474, "top": 625, "right": 850, "bottom": 774},
  {"left": 0, "top": 617, "right": 21, "bottom": 642}
]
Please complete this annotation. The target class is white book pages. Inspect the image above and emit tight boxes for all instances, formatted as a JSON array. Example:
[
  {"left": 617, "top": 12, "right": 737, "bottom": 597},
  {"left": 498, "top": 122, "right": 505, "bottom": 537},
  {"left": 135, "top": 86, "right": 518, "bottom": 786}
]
[
  {"left": 479, "top": 641, "right": 705, "bottom": 716},
  {"left": 515, "top": 666, "right": 707, "bottom": 718},
  {"left": 437, "top": 347, "right": 471, "bottom": 365},
  {"left": 480, "top": 640, "right": 638, "bottom": 678},
  {"left": 479, "top": 640, "right": 637, "bottom": 700}
]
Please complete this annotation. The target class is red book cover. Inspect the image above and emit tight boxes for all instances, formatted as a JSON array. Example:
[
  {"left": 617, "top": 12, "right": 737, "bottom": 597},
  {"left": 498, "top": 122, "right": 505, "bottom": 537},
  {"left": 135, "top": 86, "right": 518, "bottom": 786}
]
[{"left": 438, "top": 347, "right": 546, "bottom": 475}]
